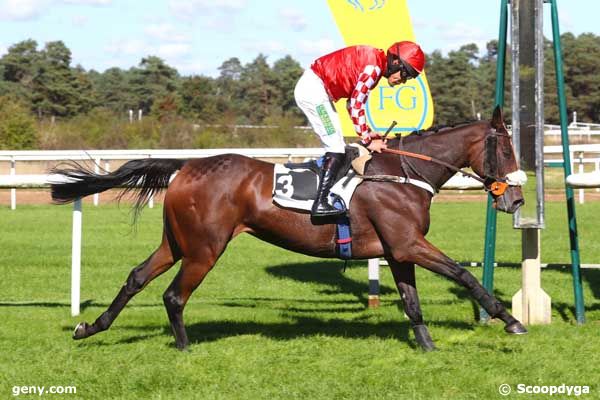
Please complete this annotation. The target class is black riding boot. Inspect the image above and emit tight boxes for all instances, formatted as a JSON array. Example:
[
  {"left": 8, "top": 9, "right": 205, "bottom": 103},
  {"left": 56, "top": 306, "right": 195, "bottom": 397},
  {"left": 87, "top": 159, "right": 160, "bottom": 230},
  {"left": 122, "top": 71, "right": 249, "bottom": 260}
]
[{"left": 311, "top": 152, "right": 345, "bottom": 217}]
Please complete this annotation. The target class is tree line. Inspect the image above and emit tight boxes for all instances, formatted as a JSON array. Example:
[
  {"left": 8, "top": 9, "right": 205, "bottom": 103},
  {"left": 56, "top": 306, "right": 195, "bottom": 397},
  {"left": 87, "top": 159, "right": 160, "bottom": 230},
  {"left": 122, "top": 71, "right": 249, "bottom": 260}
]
[{"left": 0, "top": 33, "right": 599, "bottom": 149}]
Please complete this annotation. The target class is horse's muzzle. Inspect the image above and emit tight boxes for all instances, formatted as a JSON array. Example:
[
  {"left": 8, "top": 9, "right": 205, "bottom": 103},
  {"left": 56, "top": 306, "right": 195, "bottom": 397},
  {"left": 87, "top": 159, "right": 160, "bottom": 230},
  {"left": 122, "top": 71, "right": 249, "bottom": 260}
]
[{"left": 495, "top": 186, "right": 524, "bottom": 214}]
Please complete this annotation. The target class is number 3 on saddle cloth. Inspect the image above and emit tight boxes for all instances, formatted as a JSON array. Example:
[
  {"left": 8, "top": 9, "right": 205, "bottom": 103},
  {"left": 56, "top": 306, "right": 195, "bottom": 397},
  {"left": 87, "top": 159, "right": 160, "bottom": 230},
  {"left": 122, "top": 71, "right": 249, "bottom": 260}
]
[{"left": 272, "top": 144, "right": 371, "bottom": 260}]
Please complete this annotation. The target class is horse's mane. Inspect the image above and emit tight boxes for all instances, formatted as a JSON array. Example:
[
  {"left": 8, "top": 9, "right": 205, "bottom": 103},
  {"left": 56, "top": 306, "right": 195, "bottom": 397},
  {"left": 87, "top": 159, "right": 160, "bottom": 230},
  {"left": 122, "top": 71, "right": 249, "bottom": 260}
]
[
  {"left": 384, "top": 120, "right": 490, "bottom": 150},
  {"left": 398, "top": 120, "right": 484, "bottom": 139}
]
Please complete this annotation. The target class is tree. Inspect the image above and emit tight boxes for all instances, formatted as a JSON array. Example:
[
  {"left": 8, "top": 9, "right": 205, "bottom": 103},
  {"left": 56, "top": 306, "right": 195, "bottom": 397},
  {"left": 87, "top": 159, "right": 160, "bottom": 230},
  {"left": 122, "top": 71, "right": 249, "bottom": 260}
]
[
  {"left": 93, "top": 67, "right": 138, "bottom": 114},
  {"left": 33, "top": 41, "right": 87, "bottom": 117},
  {"left": 0, "top": 96, "right": 37, "bottom": 149},
  {"left": 272, "top": 55, "right": 304, "bottom": 118},
  {"left": 129, "top": 56, "right": 180, "bottom": 115},
  {"left": 561, "top": 33, "right": 600, "bottom": 123},
  {"left": 0, "top": 39, "right": 41, "bottom": 106},
  {"left": 238, "top": 54, "right": 280, "bottom": 123},
  {"left": 179, "top": 75, "right": 220, "bottom": 121}
]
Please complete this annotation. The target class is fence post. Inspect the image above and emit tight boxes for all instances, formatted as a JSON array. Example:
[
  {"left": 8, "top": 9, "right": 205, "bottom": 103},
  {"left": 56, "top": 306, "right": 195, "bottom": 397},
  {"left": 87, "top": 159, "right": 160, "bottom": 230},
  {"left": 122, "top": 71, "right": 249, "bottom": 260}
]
[
  {"left": 368, "top": 258, "right": 380, "bottom": 308},
  {"left": 578, "top": 153, "right": 584, "bottom": 204},
  {"left": 148, "top": 155, "right": 154, "bottom": 209},
  {"left": 71, "top": 198, "right": 82, "bottom": 317},
  {"left": 93, "top": 158, "right": 100, "bottom": 206},
  {"left": 10, "top": 158, "right": 16, "bottom": 210}
]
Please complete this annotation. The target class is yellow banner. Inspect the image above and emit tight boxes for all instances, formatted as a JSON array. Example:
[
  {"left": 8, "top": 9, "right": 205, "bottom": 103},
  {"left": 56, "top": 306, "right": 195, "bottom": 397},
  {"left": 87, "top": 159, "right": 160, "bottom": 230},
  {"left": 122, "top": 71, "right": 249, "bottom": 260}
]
[{"left": 326, "top": 0, "right": 434, "bottom": 135}]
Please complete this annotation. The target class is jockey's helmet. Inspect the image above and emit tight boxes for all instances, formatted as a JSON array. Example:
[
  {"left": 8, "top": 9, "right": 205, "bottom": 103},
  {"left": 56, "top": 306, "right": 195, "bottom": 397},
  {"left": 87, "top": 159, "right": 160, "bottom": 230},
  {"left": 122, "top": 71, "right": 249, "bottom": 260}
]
[{"left": 386, "top": 41, "right": 425, "bottom": 79}]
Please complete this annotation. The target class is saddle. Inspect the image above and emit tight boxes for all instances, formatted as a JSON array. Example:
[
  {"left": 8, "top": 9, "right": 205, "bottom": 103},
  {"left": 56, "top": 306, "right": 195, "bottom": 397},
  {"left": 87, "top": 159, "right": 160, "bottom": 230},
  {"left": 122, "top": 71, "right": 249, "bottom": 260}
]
[{"left": 271, "top": 144, "right": 371, "bottom": 260}]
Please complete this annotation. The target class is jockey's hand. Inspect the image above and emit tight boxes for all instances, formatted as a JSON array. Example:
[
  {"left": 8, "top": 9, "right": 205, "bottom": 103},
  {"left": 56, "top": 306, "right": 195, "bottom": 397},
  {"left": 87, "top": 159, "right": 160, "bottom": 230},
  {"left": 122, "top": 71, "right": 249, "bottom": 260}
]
[{"left": 367, "top": 139, "right": 388, "bottom": 153}]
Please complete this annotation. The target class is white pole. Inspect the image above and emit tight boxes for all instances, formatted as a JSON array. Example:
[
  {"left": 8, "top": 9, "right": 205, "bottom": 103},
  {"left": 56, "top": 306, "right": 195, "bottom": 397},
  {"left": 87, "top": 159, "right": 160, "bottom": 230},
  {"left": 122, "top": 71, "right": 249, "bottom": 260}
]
[
  {"left": 93, "top": 158, "right": 100, "bottom": 206},
  {"left": 368, "top": 258, "right": 380, "bottom": 308},
  {"left": 71, "top": 198, "right": 82, "bottom": 317},
  {"left": 129, "top": 109, "right": 133, "bottom": 123},
  {"left": 578, "top": 153, "right": 584, "bottom": 204},
  {"left": 10, "top": 159, "right": 16, "bottom": 210},
  {"left": 596, "top": 161, "right": 600, "bottom": 193},
  {"left": 148, "top": 155, "right": 154, "bottom": 209}
]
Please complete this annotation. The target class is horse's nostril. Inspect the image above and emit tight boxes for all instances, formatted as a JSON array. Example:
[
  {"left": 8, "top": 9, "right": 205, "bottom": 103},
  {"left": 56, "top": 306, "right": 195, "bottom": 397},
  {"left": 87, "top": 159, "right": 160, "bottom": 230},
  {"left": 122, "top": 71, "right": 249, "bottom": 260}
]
[{"left": 511, "top": 198, "right": 524, "bottom": 212}]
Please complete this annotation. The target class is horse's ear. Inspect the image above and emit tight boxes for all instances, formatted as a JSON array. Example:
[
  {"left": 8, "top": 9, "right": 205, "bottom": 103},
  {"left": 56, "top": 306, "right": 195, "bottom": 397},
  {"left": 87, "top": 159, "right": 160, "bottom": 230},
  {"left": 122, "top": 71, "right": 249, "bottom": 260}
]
[{"left": 491, "top": 105, "right": 504, "bottom": 129}]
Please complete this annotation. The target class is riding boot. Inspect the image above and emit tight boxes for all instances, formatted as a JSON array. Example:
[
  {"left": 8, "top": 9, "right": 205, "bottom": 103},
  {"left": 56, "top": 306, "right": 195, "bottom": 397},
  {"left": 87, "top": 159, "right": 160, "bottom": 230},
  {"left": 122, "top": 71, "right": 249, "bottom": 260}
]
[{"left": 311, "top": 152, "right": 345, "bottom": 217}]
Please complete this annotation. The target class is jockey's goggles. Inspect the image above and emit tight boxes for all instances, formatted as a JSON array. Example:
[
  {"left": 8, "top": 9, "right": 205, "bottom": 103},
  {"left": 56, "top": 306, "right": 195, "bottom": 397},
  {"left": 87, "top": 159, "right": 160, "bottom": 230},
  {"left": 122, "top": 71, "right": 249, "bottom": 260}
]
[
  {"left": 386, "top": 55, "right": 419, "bottom": 80},
  {"left": 398, "top": 59, "right": 419, "bottom": 80}
]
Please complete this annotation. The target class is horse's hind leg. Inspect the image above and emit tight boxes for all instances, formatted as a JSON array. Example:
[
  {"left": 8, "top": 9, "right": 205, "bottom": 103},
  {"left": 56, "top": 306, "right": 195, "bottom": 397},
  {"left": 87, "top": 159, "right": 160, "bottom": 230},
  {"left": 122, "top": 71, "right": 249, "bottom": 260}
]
[
  {"left": 162, "top": 241, "right": 228, "bottom": 350},
  {"left": 386, "top": 259, "right": 436, "bottom": 351},
  {"left": 73, "top": 237, "right": 178, "bottom": 340},
  {"left": 407, "top": 239, "right": 527, "bottom": 335}
]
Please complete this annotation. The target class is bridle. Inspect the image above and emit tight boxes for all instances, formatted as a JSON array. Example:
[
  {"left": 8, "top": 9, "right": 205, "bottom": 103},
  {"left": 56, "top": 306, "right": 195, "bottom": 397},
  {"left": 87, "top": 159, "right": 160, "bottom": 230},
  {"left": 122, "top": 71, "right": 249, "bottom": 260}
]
[{"left": 379, "top": 128, "right": 522, "bottom": 196}]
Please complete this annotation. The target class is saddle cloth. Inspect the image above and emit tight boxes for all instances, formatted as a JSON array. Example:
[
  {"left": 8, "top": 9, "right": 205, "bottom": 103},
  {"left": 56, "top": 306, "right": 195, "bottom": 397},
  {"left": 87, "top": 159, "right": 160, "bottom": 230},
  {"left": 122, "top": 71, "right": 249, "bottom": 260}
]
[
  {"left": 272, "top": 144, "right": 370, "bottom": 212},
  {"left": 272, "top": 164, "right": 363, "bottom": 212}
]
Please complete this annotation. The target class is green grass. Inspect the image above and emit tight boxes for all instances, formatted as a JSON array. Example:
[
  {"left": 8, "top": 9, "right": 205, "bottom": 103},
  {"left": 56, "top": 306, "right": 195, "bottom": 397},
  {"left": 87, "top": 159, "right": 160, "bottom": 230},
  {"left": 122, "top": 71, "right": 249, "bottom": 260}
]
[{"left": 1, "top": 202, "right": 599, "bottom": 399}]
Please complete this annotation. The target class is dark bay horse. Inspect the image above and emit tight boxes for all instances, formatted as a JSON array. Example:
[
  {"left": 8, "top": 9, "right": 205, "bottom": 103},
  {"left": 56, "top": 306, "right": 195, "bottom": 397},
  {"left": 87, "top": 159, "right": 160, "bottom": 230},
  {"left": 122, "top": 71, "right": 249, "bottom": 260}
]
[{"left": 51, "top": 107, "right": 527, "bottom": 351}]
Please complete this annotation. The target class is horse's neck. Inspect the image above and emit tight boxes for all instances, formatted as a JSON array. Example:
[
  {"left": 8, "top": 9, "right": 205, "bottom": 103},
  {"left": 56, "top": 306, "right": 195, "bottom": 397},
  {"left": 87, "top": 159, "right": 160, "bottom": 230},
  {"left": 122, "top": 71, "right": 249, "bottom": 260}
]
[{"left": 386, "top": 123, "right": 486, "bottom": 189}]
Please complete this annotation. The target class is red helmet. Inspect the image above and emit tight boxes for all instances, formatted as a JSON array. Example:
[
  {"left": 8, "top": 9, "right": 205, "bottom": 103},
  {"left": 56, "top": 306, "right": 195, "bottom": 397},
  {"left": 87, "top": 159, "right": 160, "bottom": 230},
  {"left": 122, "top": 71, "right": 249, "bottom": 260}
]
[{"left": 387, "top": 41, "right": 425, "bottom": 75}]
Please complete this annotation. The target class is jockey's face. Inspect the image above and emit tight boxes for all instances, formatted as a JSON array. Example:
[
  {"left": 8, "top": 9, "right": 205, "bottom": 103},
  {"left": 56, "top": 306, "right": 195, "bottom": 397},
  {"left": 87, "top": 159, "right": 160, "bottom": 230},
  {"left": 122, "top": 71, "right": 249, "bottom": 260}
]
[
  {"left": 387, "top": 70, "right": 407, "bottom": 86},
  {"left": 387, "top": 59, "right": 417, "bottom": 86}
]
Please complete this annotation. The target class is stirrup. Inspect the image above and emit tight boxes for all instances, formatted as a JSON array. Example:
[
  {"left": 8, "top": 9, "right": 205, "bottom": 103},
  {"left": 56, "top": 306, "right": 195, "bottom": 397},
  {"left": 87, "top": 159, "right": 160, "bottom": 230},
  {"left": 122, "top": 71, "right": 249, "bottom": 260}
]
[{"left": 311, "top": 203, "right": 345, "bottom": 217}]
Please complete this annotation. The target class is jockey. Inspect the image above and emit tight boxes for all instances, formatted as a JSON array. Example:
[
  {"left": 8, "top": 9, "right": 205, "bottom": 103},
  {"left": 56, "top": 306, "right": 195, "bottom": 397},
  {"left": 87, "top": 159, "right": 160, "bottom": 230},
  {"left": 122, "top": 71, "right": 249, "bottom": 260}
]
[{"left": 294, "top": 41, "right": 426, "bottom": 217}]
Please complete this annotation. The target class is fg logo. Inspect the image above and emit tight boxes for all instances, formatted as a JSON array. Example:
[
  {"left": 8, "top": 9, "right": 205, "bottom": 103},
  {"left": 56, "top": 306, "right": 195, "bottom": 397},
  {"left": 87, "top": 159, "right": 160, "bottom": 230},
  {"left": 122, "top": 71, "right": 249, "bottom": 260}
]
[
  {"left": 347, "top": 0, "right": 385, "bottom": 12},
  {"left": 366, "top": 76, "right": 430, "bottom": 133}
]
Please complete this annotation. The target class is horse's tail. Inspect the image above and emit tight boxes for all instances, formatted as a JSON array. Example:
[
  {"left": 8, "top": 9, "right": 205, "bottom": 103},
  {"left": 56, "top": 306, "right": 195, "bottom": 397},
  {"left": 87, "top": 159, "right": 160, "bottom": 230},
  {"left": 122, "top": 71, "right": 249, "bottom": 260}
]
[{"left": 51, "top": 158, "right": 186, "bottom": 217}]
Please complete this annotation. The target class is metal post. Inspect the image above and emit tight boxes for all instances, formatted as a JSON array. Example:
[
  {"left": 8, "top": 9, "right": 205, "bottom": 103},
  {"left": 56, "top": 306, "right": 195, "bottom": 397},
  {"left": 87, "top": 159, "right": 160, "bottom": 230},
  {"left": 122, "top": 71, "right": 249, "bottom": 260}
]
[
  {"left": 71, "top": 198, "right": 82, "bottom": 316},
  {"left": 549, "top": 0, "right": 585, "bottom": 324},
  {"left": 510, "top": 0, "right": 551, "bottom": 325},
  {"left": 481, "top": 0, "right": 508, "bottom": 322}
]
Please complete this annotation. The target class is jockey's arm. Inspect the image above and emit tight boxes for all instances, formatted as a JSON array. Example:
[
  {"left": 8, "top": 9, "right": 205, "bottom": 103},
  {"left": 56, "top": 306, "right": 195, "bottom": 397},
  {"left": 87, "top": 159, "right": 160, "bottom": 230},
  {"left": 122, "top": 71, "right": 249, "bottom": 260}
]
[{"left": 347, "top": 65, "right": 387, "bottom": 153}]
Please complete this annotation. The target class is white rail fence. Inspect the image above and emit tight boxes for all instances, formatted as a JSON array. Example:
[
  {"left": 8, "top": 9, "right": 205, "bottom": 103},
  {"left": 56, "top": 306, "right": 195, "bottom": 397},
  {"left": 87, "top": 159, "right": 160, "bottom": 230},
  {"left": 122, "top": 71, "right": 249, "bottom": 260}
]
[{"left": 1, "top": 147, "right": 600, "bottom": 316}]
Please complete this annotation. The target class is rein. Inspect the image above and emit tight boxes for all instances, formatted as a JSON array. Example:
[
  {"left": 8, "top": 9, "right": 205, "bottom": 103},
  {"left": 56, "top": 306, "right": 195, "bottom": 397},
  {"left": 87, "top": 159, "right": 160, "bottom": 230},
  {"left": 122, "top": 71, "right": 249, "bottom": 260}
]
[
  {"left": 382, "top": 148, "right": 485, "bottom": 184},
  {"left": 375, "top": 131, "right": 512, "bottom": 196}
]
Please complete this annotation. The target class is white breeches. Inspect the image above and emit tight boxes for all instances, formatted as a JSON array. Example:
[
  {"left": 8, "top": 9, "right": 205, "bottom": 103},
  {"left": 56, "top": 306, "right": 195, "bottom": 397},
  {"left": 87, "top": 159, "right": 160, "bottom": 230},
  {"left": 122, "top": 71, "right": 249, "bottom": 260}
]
[{"left": 294, "top": 69, "right": 346, "bottom": 154}]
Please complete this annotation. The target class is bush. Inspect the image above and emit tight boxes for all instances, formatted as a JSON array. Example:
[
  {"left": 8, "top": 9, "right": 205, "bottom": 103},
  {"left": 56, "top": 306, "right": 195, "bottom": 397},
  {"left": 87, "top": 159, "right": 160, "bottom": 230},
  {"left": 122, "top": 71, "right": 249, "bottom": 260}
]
[{"left": 0, "top": 96, "right": 37, "bottom": 149}]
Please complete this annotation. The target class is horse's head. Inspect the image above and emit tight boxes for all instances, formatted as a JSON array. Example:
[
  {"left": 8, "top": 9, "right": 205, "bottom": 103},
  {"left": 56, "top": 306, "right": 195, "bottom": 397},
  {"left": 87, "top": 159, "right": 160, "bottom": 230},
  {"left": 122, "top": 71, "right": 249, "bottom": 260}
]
[{"left": 471, "top": 106, "right": 525, "bottom": 214}]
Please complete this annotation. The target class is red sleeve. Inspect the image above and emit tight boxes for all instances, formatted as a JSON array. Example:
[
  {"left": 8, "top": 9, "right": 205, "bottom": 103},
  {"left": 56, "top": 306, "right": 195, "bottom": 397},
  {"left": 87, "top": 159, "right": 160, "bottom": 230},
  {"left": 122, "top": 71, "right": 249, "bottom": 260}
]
[{"left": 347, "top": 64, "right": 382, "bottom": 144}]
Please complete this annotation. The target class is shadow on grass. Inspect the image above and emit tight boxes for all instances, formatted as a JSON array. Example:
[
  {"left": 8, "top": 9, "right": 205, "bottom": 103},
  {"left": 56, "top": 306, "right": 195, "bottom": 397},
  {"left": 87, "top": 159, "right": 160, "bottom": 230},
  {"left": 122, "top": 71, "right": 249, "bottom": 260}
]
[
  {"left": 453, "top": 263, "right": 600, "bottom": 322},
  {"left": 75, "top": 317, "right": 474, "bottom": 349},
  {"left": 525, "top": 265, "right": 600, "bottom": 321},
  {"left": 265, "top": 261, "right": 396, "bottom": 308},
  {"left": 0, "top": 299, "right": 162, "bottom": 312}
]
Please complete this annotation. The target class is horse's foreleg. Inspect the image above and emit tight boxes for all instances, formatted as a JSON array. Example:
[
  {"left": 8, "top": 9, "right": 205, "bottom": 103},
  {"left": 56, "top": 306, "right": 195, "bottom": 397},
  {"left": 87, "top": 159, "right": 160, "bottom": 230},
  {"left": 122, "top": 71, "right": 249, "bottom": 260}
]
[
  {"left": 73, "top": 239, "right": 177, "bottom": 340},
  {"left": 407, "top": 239, "right": 527, "bottom": 335},
  {"left": 386, "top": 259, "right": 436, "bottom": 351}
]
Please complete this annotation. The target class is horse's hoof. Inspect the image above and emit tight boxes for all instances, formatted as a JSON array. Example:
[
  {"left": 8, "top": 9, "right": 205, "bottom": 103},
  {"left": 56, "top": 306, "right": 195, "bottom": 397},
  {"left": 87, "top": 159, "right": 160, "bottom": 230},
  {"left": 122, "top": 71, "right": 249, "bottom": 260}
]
[
  {"left": 504, "top": 321, "right": 528, "bottom": 335},
  {"left": 175, "top": 342, "right": 190, "bottom": 352},
  {"left": 413, "top": 324, "right": 437, "bottom": 352},
  {"left": 72, "top": 322, "right": 90, "bottom": 340}
]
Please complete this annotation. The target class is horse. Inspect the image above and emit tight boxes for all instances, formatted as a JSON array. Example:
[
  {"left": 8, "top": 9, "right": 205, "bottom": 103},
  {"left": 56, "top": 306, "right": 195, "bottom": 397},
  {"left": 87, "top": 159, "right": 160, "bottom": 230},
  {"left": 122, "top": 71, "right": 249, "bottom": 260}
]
[{"left": 50, "top": 106, "right": 527, "bottom": 351}]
